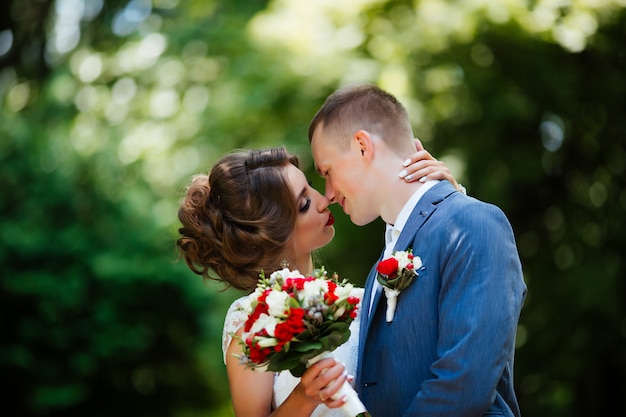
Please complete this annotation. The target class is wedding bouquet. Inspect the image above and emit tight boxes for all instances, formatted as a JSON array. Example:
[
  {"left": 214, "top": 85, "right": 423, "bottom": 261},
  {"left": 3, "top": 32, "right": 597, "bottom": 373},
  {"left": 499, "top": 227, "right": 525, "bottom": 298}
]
[
  {"left": 237, "top": 267, "right": 371, "bottom": 417},
  {"left": 375, "top": 249, "right": 422, "bottom": 322}
]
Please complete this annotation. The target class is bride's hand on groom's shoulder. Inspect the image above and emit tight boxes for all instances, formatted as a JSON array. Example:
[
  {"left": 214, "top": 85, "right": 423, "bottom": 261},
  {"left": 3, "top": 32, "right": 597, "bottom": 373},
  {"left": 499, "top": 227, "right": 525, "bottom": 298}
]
[{"left": 399, "top": 139, "right": 466, "bottom": 194}]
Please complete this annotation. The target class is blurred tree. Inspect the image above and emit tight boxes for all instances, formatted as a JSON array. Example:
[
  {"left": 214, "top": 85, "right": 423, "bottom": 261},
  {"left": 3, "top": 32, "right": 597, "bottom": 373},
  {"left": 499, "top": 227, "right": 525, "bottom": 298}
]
[{"left": 0, "top": 0, "right": 240, "bottom": 416}]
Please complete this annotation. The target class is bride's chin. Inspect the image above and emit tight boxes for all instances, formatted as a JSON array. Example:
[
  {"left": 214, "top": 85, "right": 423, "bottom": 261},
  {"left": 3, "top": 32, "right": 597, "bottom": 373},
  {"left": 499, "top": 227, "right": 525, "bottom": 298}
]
[{"left": 314, "top": 234, "right": 335, "bottom": 251}]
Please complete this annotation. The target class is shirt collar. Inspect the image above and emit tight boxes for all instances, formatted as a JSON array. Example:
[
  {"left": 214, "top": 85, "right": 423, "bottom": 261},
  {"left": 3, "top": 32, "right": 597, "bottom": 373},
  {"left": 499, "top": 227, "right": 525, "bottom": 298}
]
[{"left": 388, "top": 180, "right": 439, "bottom": 236}]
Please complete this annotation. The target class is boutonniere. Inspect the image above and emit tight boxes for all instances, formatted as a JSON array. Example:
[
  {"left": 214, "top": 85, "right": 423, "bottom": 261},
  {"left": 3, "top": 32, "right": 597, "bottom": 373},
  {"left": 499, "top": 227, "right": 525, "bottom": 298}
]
[{"left": 376, "top": 249, "right": 422, "bottom": 322}]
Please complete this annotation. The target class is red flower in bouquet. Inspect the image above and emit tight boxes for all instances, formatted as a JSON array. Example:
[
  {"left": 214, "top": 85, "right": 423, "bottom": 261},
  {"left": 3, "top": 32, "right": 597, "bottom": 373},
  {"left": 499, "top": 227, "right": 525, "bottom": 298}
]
[{"left": 375, "top": 249, "right": 422, "bottom": 322}]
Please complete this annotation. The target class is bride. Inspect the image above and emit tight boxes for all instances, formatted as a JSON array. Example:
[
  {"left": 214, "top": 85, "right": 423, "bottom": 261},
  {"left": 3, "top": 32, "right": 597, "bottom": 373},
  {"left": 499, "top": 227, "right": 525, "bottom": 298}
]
[{"left": 176, "top": 146, "right": 460, "bottom": 417}]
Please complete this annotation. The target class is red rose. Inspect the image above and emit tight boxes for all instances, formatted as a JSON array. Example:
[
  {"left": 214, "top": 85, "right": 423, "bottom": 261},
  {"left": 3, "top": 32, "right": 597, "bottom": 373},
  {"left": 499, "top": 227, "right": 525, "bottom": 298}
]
[
  {"left": 273, "top": 308, "right": 306, "bottom": 350},
  {"left": 247, "top": 339, "right": 271, "bottom": 363},
  {"left": 324, "top": 281, "right": 339, "bottom": 304},
  {"left": 285, "top": 308, "right": 306, "bottom": 333},
  {"left": 376, "top": 258, "right": 399, "bottom": 278},
  {"left": 274, "top": 322, "right": 295, "bottom": 346},
  {"left": 283, "top": 276, "right": 315, "bottom": 291}
]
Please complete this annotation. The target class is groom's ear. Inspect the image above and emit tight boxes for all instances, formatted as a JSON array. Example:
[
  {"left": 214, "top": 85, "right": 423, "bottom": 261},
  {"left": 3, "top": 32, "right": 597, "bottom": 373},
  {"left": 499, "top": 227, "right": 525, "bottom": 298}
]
[{"left": 353, "top": 130, "right": 374, "bottom": 162}]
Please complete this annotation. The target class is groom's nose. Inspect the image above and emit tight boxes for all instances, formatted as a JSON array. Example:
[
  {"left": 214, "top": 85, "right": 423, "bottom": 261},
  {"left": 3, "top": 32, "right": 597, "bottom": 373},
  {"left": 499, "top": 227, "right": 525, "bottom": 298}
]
[{"left": 324, "top": 182, "right": 336, "bottom": 203}]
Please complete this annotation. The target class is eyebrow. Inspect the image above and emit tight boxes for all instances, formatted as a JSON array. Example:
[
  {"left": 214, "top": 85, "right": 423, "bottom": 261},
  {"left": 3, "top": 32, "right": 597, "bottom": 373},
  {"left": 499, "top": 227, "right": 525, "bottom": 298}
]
[{"left": 297, "top": 184, "right": 308, "bottom": 201}]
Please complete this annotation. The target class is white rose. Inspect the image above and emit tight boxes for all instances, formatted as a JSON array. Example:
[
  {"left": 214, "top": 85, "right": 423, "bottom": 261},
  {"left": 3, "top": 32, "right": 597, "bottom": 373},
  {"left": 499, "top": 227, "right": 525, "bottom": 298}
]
[
  {"left": 241, "top": 288, "right": 265, "bottom": 314},
  {"left": 300, "top": 279, "right": 328, "bottom": 307},
  {"left": 266, "top": 290, "right": 290, "bottom": 318},
  {"left": 269, "top": 268, "right": 303, "bottom": 281},
  {"left": 249, "top": 313, "right": 278, "bottom": 337},
  {"left": 395, "top": 251, "right": 413, "bottom": 270},
  {"left": 412, "top": 255, "right": 422, "bottom": 270},
  {"left": 333, "top": 282, "right": 353, "bottom": 302}
]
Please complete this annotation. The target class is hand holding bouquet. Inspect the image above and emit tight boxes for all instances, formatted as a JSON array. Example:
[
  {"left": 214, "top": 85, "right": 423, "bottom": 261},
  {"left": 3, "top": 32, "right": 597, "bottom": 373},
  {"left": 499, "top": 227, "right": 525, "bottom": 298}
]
[{"left": 237, "top": 267, "right": 371, "bottom": 417}]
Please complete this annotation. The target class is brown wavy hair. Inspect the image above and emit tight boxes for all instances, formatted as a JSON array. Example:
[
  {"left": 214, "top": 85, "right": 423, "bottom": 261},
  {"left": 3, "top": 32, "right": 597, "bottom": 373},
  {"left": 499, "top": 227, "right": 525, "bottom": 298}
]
[{"left": 176, "top": 147, "right": 300, "bottom": 292}]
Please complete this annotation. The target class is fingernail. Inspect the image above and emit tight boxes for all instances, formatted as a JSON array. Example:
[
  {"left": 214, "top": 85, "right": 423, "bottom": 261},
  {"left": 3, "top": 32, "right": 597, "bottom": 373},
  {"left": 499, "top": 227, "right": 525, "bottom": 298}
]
[
  {"left": 398, "top": 169, "right": 408, "bottom": 179},
  {"left": 405, "top": 174, "right": 413, "bottom": 181},
  {"left": 402, "top": 159, "right": 411, "bottom": 167},
  {"left": 419, "top": 176, "right": 427, "bottom": 183}
]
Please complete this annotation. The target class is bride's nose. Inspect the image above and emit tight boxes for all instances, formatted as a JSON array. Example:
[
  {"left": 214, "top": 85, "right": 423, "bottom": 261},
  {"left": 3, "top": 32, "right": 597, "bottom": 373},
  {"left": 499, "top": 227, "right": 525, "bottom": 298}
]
[{"left": 314, "top": 189, "right": 330, "bottom": 211}]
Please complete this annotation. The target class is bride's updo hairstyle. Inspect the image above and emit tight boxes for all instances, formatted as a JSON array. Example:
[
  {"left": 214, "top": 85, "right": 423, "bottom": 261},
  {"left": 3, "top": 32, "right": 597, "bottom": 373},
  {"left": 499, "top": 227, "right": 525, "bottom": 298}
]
[{"left": 177, "top": 147, "right": 300, "bottom": 292}]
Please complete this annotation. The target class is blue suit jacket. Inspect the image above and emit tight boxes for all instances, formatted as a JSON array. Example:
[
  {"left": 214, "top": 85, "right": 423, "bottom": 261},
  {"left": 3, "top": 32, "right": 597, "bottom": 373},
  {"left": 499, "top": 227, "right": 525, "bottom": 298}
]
[{"left": 356, "top": 181, "right": 526, "bottom": 417}]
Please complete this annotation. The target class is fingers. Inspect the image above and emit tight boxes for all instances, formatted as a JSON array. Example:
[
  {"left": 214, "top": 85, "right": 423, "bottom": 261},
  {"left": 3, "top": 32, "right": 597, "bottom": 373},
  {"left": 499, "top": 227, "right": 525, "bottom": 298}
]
[
  {"left": 399, "top": 159, "right": 450, "bottom": 183},
  {"left": 301, "top": 358, "right": 347, "bottom": 405},
  {"left": 401, "top": 144, "right": 466, "bottom": 194},
  {"left": 402, "top": 149, "right": 435, "bottom": 167},
  {"left": 320, "top": 369, "right": 349, "bottom": 406}
]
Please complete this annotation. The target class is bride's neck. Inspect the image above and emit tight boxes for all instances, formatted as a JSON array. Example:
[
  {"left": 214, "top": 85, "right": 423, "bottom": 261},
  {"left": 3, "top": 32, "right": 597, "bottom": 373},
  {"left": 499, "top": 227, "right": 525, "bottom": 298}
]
[{"left": 292, "top": 254, "right": 314, "bottom": 275}]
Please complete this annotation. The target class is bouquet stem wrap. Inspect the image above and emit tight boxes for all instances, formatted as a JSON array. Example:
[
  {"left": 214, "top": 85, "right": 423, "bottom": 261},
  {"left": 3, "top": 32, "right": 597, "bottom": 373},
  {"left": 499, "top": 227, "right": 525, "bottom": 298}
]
[{"left": 307, "top": 352, "right": 370, "bottom": 417}]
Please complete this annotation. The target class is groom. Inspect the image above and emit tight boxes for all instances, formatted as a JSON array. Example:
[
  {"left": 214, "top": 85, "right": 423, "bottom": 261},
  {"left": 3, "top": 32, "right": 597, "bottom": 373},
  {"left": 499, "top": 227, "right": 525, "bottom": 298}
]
[{"left": 308, "top": 84, "right": 527, "bottom": 416}]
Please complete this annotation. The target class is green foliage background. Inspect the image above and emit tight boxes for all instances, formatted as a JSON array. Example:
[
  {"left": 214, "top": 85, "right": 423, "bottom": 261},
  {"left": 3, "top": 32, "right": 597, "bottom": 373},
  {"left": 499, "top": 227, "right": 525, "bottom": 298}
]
[{"left": 1, "top": 1, "right": 624, "bottom": 416}]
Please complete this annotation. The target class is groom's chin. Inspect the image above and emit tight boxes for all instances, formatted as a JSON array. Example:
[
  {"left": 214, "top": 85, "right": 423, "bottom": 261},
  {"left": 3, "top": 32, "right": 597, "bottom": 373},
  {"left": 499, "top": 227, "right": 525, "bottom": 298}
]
[{"left": 350, "top": 213, "right": 375, "bottom": 227}]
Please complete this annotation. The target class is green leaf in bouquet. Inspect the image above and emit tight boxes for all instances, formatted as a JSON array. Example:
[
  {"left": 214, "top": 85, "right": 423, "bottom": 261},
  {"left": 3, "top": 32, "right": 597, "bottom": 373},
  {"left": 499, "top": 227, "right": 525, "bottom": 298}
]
[
  {"left": 317, "top": 329, "right": 350, "bottom": 352},
  {"left": 294, "top": 328, "right": 314, "bottom": 341},
  {"left": 289, "top": 362, "right": 308, "bottom": 378},
  {"left": 292, "top": 340, "right": 322, "bottom": 352},
  {"left": 288, "top": 297, "right": 301, "bottom": 309},
  {"left": 318, "top": 321, "right": 350, "bottom": 335},
  {"left": 268, "top": 352, "right": 302, "bottom": 373}
]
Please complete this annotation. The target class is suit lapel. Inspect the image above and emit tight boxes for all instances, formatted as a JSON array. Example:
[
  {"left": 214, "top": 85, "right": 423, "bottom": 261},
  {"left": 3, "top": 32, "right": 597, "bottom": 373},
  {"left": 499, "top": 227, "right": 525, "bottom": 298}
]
[
  {"left": 359, "top": 256, "right": 381, "bottom": 345},
  {"left": 357, "top": 252, "right": 383, "bottom": 387},
  {"left": 393, "top": 181, "right": 457, "bottom": 253},
  {"left": 393, "top": 206, "right": 430, "bottom": 254}
]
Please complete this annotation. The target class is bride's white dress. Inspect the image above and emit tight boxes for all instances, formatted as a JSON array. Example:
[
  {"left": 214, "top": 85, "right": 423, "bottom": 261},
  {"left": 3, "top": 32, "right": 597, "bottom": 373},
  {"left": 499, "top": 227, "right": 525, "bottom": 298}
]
[{"left": 222, "top": 288, "right": 363, "bottom": 417}]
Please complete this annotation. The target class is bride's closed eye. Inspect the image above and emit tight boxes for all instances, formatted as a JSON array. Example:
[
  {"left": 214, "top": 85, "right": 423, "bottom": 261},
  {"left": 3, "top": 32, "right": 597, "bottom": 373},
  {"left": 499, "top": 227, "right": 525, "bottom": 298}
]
[{"left": 299, "top": 196, "right": 311, "bottom": 213}]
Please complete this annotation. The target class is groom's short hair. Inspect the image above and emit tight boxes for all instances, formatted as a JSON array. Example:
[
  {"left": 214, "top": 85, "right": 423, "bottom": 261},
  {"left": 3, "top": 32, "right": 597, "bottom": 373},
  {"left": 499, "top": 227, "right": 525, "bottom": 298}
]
[{"left": 308, "top": 83, "right": 414, "bottom": 152}]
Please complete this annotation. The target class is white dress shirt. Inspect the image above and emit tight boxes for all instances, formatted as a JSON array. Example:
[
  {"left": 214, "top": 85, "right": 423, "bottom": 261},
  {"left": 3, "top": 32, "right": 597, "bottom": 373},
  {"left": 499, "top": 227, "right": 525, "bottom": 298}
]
[{"left": 369, "top": 180, "right": 439, "bottom": 313}]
